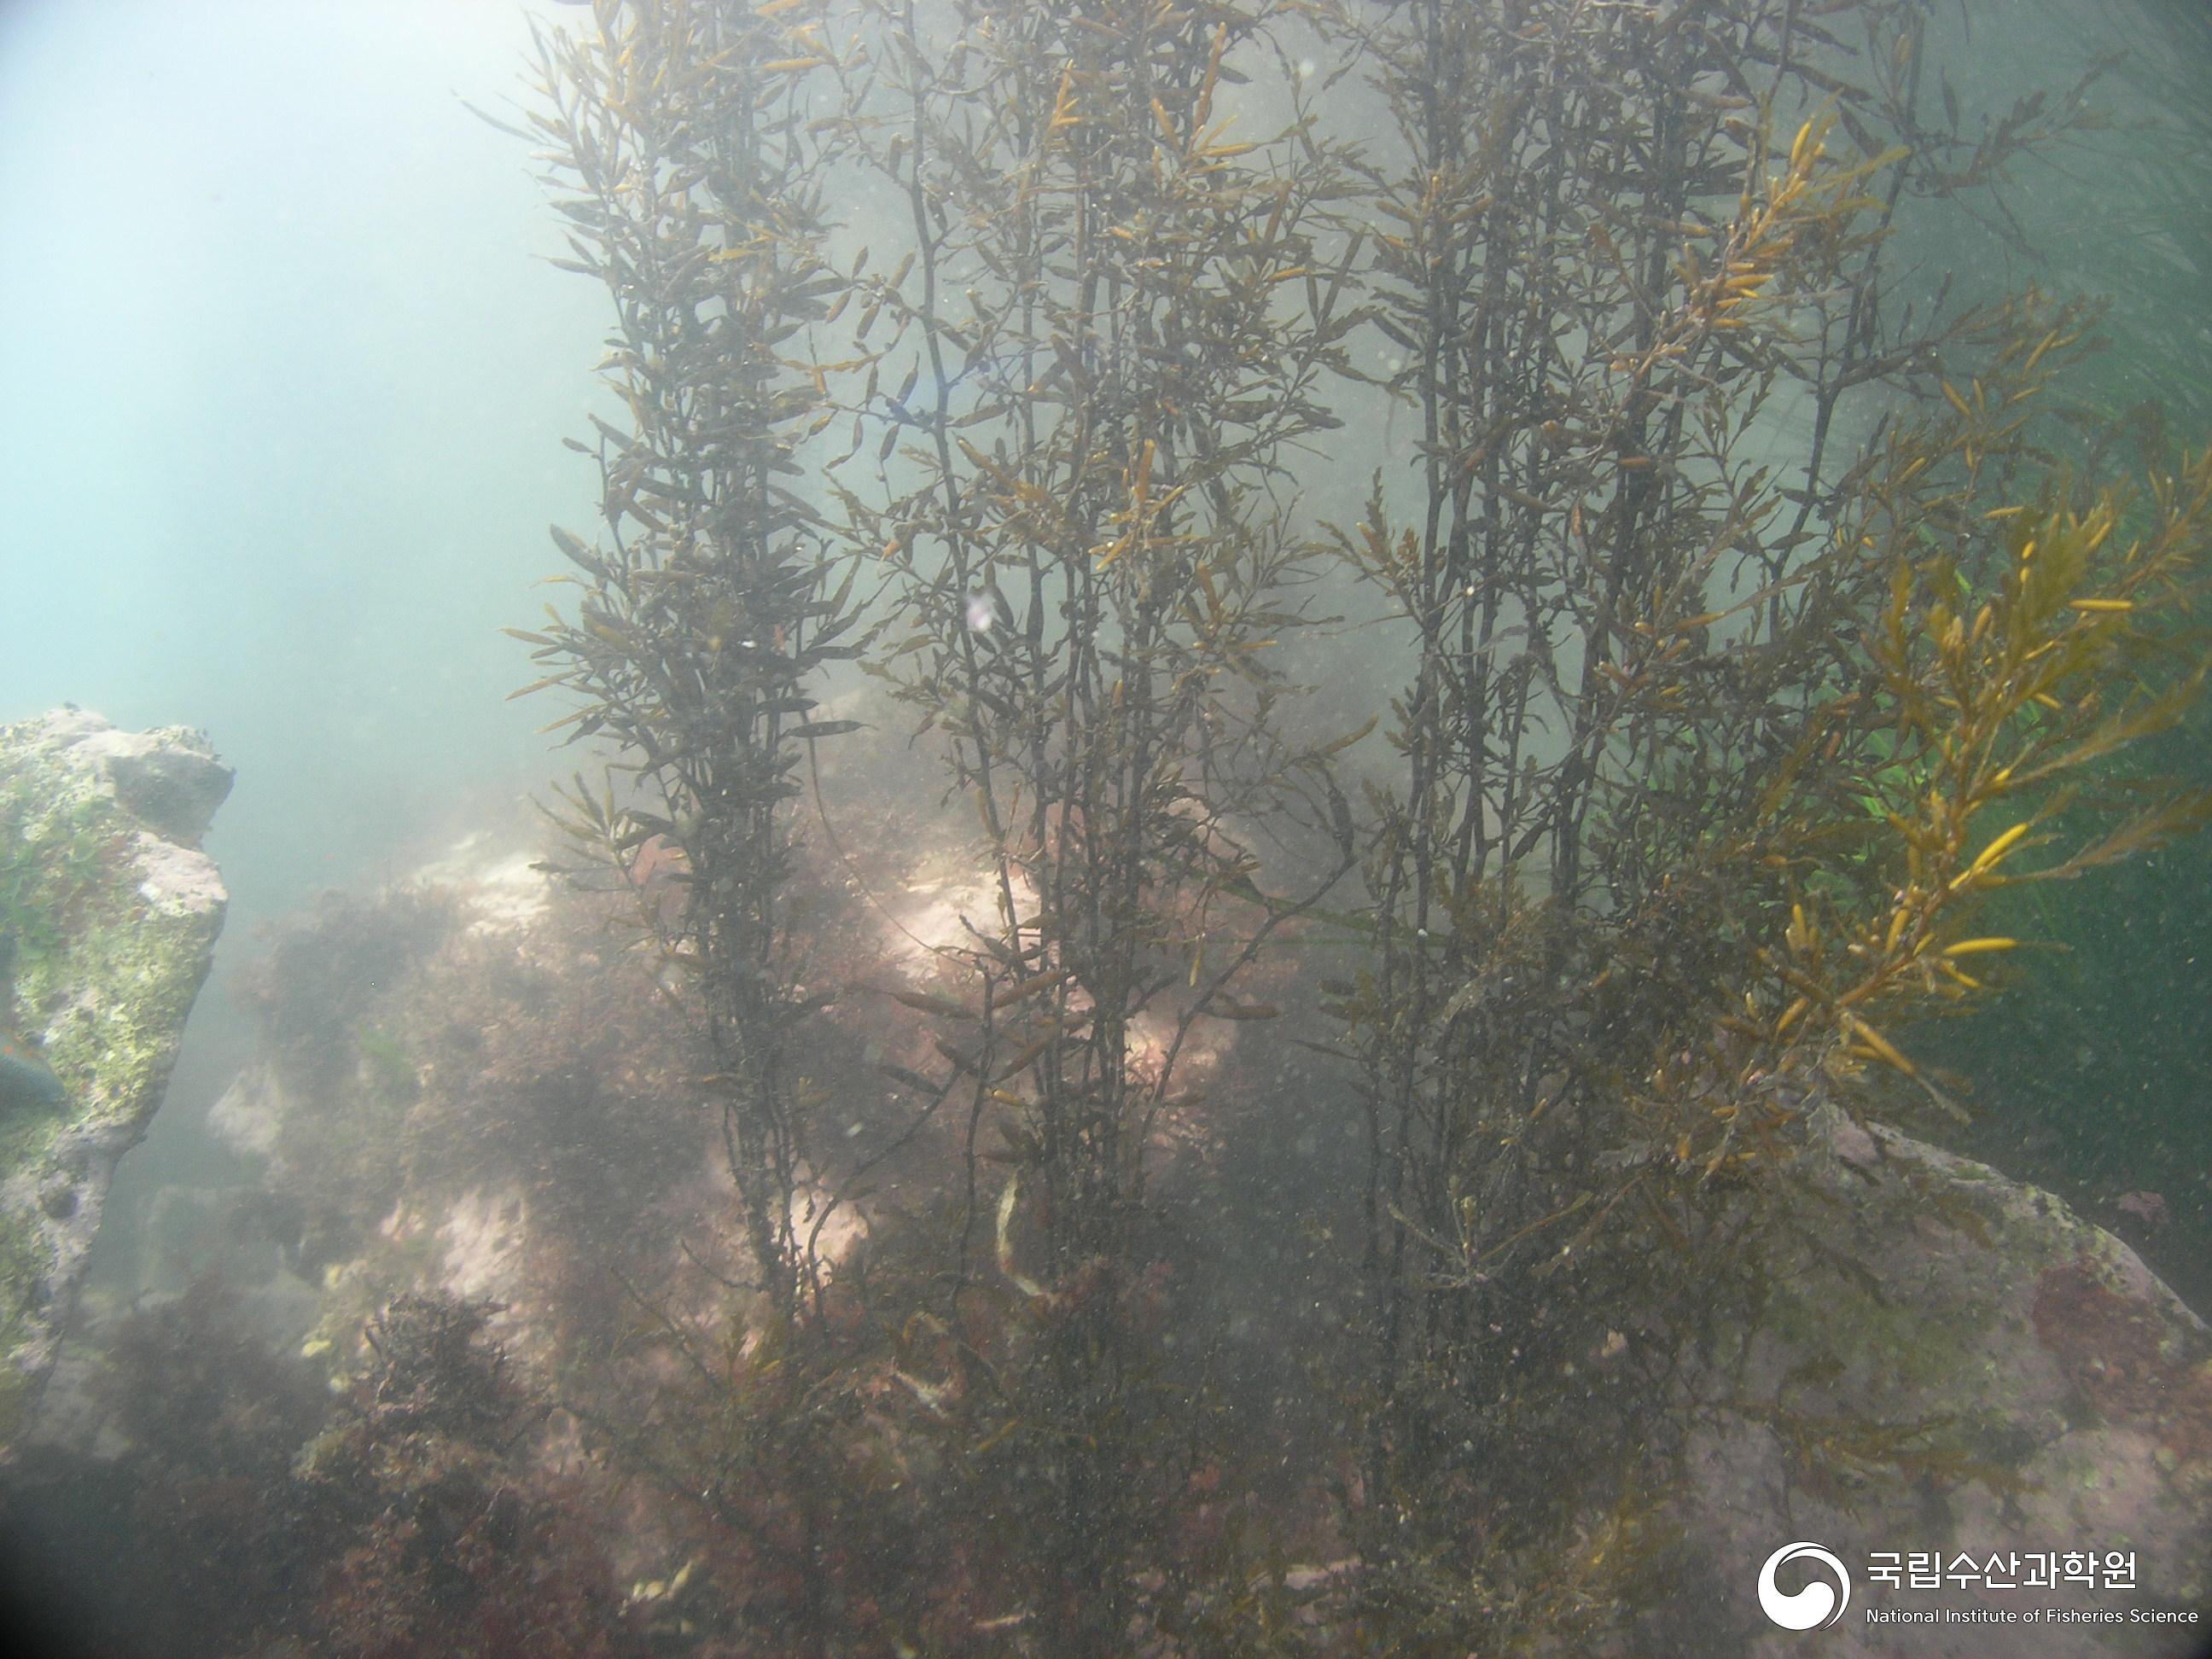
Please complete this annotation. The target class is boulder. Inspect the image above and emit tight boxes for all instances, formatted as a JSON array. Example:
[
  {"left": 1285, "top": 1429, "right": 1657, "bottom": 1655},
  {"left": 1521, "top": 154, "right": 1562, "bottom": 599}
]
[
  {"left": 0, "top": 708, "right": 230, "bottom": 1448},
  {"left": 1663, "top": 1108, "right": 2211, "bottom": 1654}
]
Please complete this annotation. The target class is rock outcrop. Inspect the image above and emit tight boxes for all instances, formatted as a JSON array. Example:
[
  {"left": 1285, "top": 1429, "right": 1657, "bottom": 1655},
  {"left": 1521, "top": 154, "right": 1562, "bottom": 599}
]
[
  {"left": 83, "top": 785, "right": 2212, "bottom": 1651},
  {"left": 0, "top": 708, "right": 230, "bottom": 1447},
  {"left": 1657, "top": 1108, "right": 2211, "bottom": 1654}
]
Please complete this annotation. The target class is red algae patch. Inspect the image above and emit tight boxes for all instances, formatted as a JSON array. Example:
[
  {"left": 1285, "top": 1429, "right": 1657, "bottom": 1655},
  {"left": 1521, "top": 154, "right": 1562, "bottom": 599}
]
[{"left": 2033, "top": 1254, "right": 2212, "bottom": 1473}]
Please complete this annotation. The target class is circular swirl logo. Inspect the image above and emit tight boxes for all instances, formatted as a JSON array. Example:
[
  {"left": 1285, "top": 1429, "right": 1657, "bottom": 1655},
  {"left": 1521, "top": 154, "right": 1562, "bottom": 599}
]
[{"left": 1758, "top": 1540, "right": 1851, "bottom": 1630}]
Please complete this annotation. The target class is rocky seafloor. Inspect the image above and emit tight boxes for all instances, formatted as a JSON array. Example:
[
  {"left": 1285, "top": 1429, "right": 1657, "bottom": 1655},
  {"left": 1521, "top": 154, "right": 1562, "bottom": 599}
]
[{"left": 0, "top": 707, "right": 2205, "bottom": 1655}]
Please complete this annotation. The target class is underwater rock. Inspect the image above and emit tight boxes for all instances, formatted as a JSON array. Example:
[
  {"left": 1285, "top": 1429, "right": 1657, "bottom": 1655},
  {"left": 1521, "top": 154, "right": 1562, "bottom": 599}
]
[
  {"left": 206, "top": 1064, "right": 282, "bottom": 1160},
  {"left": 23, "top": 705, "right": 233, "bottom": 846},
  {"left": 1664, "top": 1107, "right": 2211, "bottom": 1655},
  {"left": 0, "top": 707, "right": 230, "bottom": 1451},
  {"left": 212, "top": 816, "right": 968, "bottom": 1384},
  {"left": 210, "top": 835, "right": 690, "bottom": 1387}
]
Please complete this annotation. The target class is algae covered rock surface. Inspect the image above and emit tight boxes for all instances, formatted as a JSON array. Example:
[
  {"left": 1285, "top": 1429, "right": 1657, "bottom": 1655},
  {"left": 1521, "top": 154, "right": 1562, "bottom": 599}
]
[{"left": 0, "top": 707, "right": 230, "bottom": 1447}]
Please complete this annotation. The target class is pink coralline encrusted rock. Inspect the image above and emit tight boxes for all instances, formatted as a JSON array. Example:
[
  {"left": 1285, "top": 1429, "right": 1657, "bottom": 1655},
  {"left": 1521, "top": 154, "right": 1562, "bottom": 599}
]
[{"left": 1658, "top": 1108, "right": 2210, "bottom": 1656}]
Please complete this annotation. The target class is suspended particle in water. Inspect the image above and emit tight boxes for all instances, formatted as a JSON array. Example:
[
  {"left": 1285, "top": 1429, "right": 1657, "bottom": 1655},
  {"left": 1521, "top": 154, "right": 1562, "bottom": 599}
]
[{"left": 966, "top": 585, "right": 1012, "bottom": 635}]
